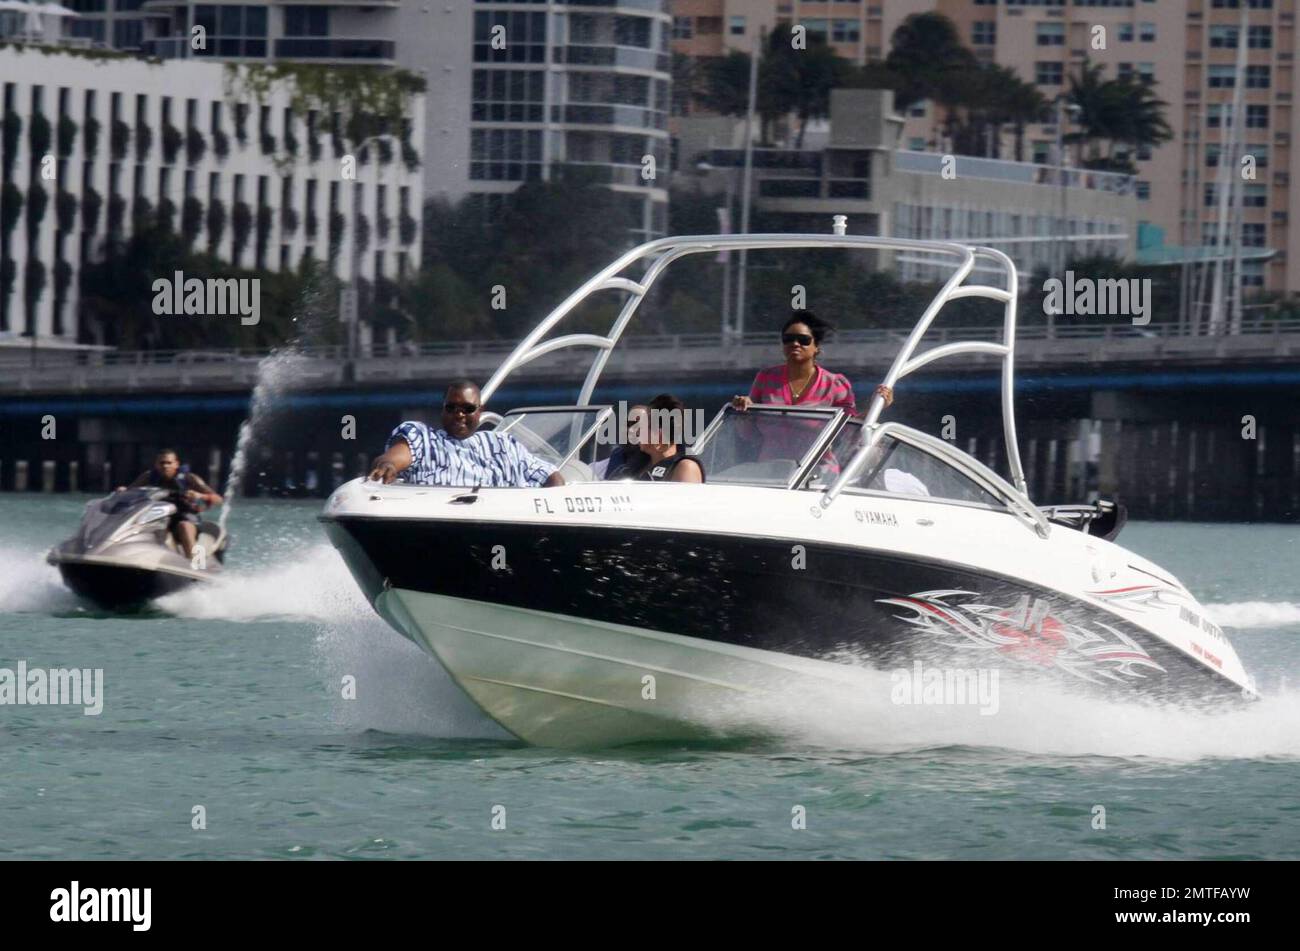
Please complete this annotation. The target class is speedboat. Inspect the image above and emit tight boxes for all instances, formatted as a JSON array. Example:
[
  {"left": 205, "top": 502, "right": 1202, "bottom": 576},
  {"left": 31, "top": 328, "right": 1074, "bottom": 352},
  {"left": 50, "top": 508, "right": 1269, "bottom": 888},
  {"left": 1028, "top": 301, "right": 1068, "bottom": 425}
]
[
  {"left": 321, "top": 225, "right": 1257, "bottom": 748},
  {"left": 48, "top": 488, "right": 228, "bottom": 609}
]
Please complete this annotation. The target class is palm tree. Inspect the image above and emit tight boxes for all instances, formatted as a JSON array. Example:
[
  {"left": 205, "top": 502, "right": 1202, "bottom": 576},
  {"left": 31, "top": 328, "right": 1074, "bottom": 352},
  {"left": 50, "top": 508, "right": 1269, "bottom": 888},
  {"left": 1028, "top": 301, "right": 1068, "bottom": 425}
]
[
  {"left": 1108, "top": 76, "right": 1174, "bottom": 167},
  {"left": 763, "top": 24, "right": 848, "bottom": 149},
  {"left": 1065, "top": 61, "right": 1118, "bottom": 164},
  {"left": 884, "top": 12, "right": 977, "bottom": 125},
  {"left": 985, "top": 65, "right": 1048, "bottom": 162},
  {"left": 670, "top": 52, "right": 702, "bottom": 118},
  {"left": 697, "top": 52, "right": 757, "bottom": 127},
  {"left": 1065, "top": 61, "right": 1172, "bottom": 173}
]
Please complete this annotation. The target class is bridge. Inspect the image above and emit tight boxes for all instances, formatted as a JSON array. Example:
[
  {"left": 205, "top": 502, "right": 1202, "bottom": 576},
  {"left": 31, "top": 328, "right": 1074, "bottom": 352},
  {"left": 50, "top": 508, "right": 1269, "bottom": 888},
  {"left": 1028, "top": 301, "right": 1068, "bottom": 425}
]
[
  {"left": 1, "top": 319, "right": 1298, "bottom": 521},
  {"left": 3, "top": 318, "right": 1300, "bottom": 396}
]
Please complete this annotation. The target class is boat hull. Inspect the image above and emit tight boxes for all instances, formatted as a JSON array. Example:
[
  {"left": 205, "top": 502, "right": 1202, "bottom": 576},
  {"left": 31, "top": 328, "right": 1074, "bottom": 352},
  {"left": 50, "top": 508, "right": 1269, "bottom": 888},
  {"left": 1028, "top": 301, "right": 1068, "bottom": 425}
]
[
  {"left": 374, "top": 589, "right": 789, "bottom": 747},
  {"left": 324, "top": 500, "right": 1248, "bottom": 746},
  {"left": 54, "top": 556, "right": 206, "bottom": 610}
]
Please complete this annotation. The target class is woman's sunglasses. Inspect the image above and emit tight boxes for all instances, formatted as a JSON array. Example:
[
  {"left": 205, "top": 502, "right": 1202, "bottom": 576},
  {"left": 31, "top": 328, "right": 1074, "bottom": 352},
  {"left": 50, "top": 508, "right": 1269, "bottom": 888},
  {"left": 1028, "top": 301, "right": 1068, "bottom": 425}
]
[
  {"left": 781, "top": 333, "right": 814, "bottom": 346},
  {"left": 444, "top": 402, "right": 479, "bottom": 415}
]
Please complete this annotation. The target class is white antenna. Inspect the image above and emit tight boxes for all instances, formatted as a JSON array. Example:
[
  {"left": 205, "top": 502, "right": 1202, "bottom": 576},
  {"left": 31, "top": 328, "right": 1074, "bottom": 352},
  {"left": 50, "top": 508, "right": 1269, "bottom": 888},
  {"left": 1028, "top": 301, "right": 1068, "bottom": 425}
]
[{"left": 831, "top": 215, "right": 848, "bottom": 236}]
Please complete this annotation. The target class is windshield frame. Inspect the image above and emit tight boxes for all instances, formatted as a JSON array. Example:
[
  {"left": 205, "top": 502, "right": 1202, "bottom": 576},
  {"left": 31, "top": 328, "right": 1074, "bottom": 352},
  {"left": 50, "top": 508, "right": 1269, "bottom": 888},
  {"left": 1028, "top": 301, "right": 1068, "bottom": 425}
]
[
  {"left": 801, "top": 419, "right": 1051, "bottom": 535},
  {"left": 497, "top": 404, "right": 614, "bottom": 468},
  {"left": 690, "top": 404, "right": 850, "bottom": 489}
]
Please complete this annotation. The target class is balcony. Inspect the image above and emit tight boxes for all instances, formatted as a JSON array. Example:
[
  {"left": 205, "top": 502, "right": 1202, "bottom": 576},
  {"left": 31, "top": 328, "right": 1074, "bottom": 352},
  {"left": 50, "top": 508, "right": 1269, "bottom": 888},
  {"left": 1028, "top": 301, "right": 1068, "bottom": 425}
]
[
  {"left": 551, "top": 103, "right": 667, "bottom": 130},
  {"left": 554, "top": 44, "right": 669, "bottom": 72},
  {"left": 759, "top": 179, "right": 819, "bottom": 198},
  {"left": 559, "top": 0, "right": 668, "bottom": 10},
  {"left": 143, "top": 36, "right": 267, "bottom": 58},
  {"left": 274, "top": 38, "right": 396, "bottom": 62},
  {"left": 557, "top": 162, "right": 660, "bottom": 187},
  {"left": 704, "top": 149, "right": 822, "bottom": 174}
]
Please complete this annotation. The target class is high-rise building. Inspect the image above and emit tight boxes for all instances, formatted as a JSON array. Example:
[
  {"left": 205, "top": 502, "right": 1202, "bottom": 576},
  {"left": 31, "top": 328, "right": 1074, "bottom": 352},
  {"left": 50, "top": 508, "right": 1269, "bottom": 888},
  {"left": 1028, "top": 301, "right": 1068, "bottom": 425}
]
[
  {"left": 133, "top": 2, "right": 399, "bottom": 64},
  {"left": 83, "top": 2, "right": 672, "bottom": 240},
  {"left": 671, "top": 0, "right": 932, "bottom": 64},
  {"left": 406, "top": 1, "right": 672, "bottom": 241},
  {"left": 0, "top": 42, "right": 423, "bottom": 348},
  {"left": 936, "top": 0, "right": 1292, "bottom": 296},
  {"left": 673, "top": 0, "right": 1299, "bottom": 297}
]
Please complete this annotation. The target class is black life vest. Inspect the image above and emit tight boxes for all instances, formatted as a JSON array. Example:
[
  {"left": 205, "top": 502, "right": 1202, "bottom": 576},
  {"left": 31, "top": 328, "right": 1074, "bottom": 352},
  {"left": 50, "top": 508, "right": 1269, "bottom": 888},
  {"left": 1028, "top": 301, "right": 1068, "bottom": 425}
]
[
  {"left": 604, "top": 447, "right": 650, "bottom": 481},
  {"left": 639, "top": 451, "right": 704, "bottom": 483},
  {"left": 147, "top": 470, "right": 198, "bottom": 512}
]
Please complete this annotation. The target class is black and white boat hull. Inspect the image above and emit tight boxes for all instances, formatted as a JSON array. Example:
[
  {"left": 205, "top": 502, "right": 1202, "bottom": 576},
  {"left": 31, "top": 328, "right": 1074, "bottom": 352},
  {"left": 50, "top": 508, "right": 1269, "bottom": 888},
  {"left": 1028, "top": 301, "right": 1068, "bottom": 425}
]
[{"left": 323, "top": 479, "right": 1253, "bottom": 747}]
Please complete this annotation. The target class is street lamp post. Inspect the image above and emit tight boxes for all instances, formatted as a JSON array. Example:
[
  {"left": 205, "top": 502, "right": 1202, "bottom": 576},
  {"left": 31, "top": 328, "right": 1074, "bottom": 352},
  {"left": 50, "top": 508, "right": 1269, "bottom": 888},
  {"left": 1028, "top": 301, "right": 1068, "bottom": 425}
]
[
  {"left": 695, "top": 158, "right": 737, "bottom": 340},
  {"left": 1052, "top": 95, "right": 1081, "bottom": 339},
  {"left": 733, "top": 24, "right": 763, "bottom": 342}
]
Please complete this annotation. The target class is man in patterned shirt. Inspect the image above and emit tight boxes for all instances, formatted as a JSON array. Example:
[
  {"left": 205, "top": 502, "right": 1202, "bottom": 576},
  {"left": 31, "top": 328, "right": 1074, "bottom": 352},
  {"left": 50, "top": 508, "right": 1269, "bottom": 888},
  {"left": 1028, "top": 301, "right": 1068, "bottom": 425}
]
[{"left": 367, "top": 380, "right": 565, "bottom": 488}]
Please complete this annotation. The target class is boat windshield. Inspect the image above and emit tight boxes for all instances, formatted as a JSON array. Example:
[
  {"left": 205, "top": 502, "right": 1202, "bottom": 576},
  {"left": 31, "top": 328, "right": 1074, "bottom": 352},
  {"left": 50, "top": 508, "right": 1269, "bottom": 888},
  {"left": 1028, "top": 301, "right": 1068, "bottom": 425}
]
[
  {"left": 808, "top": 421, "right": 1002, "bottom": 506},
  {"left": 691, "top": 406, "right": 841, "bottom": 487},
  {"left": 496, "top": 407, "right": 609, "bottom": 466}
]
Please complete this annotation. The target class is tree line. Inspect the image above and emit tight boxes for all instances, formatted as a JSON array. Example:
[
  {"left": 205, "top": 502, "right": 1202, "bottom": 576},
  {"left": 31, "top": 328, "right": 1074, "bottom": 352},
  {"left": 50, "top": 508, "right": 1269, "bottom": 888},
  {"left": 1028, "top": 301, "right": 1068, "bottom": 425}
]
[{"left": 678, "top": 14, "right": 1172, "bottom": 171}]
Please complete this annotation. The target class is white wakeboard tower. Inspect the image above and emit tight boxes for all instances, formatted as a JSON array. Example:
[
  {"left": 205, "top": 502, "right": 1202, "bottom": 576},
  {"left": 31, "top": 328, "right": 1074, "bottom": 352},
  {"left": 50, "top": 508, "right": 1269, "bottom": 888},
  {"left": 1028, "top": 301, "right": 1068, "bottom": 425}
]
[{"left": 480, "top": 216, "right": 1036, "bottom": 523}]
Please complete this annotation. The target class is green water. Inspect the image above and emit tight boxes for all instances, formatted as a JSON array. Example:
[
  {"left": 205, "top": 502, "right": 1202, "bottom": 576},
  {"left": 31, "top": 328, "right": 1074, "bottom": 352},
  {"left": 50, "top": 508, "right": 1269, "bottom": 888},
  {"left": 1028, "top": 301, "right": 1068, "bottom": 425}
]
[{"left": 2, "top": 494, "right": 1298, "bottom": 859}]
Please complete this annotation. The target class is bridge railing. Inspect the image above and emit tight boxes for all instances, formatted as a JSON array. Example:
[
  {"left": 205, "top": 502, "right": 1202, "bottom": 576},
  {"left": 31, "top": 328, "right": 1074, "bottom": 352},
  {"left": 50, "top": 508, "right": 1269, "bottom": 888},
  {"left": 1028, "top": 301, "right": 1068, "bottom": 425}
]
[{"left": 3, "top": 317, "right": 1300, "bottom": 373}]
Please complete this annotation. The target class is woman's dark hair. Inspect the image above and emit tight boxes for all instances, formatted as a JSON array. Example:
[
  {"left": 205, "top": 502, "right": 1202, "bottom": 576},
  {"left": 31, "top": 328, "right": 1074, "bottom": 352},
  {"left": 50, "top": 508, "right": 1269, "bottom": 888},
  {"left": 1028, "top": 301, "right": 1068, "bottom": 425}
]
[
  {"left": 781, "top": 310, "right": 833, "bottom": 345},
  {"left": 647, "top": 393, "right": 685, "bottom": 414},
  {"left": 646, "top": 393, "right": 688, "bottom": 448}
]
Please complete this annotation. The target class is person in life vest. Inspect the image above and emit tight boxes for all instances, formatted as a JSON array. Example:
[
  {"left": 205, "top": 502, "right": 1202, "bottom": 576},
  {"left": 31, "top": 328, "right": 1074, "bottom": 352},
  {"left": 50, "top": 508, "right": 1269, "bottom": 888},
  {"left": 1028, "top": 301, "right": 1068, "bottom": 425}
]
[
  {"left": 606, "top": 394, "right": 705, "bottom": 483},
  {"left": 120, "top": 449, "right": 223, "bottom": 559}
]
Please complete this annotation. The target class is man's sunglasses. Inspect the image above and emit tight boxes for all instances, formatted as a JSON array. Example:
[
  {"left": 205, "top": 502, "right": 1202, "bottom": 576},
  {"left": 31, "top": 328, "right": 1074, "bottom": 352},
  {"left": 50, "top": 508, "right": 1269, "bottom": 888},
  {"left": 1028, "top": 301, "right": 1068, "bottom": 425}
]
[
  {"left": 444, "top": 402, "right": 479, "bottom": 415},
  {"left": 781, "top": 332, "right": 814, "bottom": 346}
]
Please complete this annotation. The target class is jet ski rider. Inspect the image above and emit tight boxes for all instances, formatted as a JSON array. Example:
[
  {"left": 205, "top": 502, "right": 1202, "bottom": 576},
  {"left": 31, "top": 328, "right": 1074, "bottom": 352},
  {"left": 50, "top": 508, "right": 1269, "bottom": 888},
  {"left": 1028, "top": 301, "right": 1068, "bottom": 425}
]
[{"left": 119, "top": 449, "right": 223, "bottom": 559}]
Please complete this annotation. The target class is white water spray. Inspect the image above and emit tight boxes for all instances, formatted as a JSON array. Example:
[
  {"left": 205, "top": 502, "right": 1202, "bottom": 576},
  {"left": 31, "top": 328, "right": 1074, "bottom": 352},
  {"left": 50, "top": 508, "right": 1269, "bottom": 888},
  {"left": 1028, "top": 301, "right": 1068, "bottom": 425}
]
[{"left": 219, "top": 350, "right": 306, "bottom": 532}]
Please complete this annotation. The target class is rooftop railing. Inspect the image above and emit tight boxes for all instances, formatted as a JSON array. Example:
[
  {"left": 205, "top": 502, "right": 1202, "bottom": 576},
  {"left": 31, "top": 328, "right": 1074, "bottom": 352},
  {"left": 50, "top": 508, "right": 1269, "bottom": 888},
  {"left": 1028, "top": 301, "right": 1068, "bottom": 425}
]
[{"left": 894, "top": 150, "right": 1136, "bottom": 195}]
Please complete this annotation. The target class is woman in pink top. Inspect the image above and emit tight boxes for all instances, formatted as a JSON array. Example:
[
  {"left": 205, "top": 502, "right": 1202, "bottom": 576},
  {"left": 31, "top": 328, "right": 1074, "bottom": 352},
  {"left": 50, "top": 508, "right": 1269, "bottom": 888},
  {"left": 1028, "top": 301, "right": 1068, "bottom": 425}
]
[{"left": 731, "top": 312, "right": 858, "bottom": 413}]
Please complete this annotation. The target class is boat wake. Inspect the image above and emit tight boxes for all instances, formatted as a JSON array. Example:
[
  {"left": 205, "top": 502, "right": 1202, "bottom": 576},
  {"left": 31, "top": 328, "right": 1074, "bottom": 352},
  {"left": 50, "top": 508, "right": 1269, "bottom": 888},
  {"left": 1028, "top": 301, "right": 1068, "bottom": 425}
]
[
  {"left": 5, "top": 541, "right": 1297, "bottom": 757},
  {"left": 156, "top": 543, "right": 366, "bottom": 623},
  {"left": 739, "top": 662, "right": 1300, "bottom": 762},
  {"left": 1207, "top": 601, "right": 1300, "bottom": 629},
  {"left": 0, "top": 544, "right": 83, "bottom": 614},
  {"left": 158, "top": 544, "right": 506, "bottom": 739}
]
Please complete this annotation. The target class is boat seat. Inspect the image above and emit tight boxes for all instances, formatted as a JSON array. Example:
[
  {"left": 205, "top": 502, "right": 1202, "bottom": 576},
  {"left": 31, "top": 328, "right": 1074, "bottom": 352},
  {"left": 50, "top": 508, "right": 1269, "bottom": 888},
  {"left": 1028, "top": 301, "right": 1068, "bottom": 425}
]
[
  {"left": 712, "top": 460, "right": 798, "bottom": 485},
  {"left": 560, "top": 459, "right": 595, "bottom": 483}
]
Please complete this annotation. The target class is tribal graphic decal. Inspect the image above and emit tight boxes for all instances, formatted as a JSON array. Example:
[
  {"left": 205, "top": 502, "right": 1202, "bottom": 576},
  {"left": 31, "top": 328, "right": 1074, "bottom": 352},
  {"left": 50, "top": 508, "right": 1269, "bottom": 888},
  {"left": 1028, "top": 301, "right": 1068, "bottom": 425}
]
[
  {"left": 878, "top": 589, "right": 1167, "bottom": 684},
  {"left": 1086, "top": 584, "right": 1191, "bottom": 614}
]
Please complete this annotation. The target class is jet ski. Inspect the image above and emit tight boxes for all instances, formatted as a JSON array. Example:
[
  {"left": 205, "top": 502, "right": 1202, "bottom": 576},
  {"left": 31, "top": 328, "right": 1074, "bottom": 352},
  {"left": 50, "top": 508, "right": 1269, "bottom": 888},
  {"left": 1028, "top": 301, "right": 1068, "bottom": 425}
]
[{"left": 48, "top": 488, "right": 228, "bottom": 609}]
